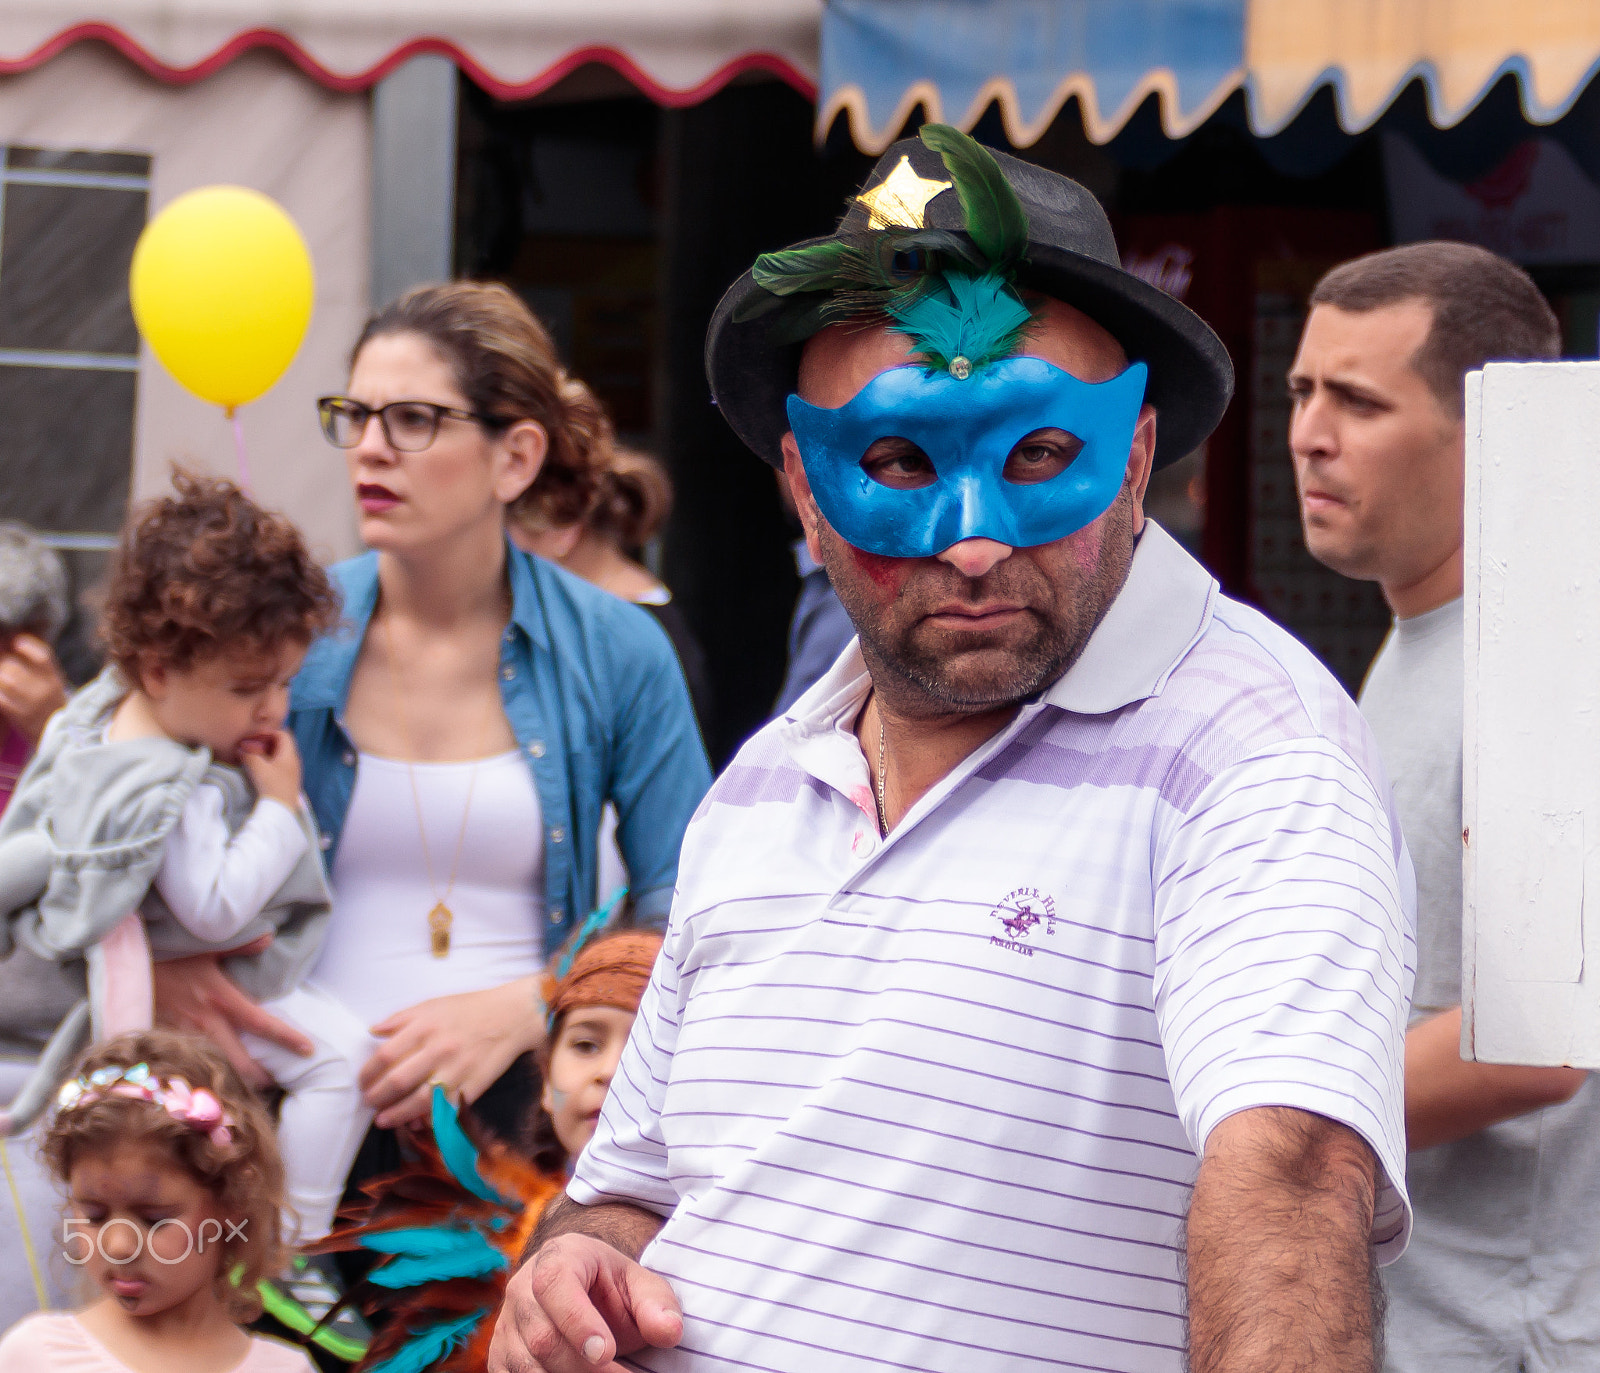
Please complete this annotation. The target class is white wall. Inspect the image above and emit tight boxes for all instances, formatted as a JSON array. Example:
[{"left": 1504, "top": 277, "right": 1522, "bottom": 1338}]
[
  {"left": 0, "top": 44, "right": 370, "bottom": 562},
  {"left": 1464, "top": 361, "right": 1600, "bottom": 1067}
]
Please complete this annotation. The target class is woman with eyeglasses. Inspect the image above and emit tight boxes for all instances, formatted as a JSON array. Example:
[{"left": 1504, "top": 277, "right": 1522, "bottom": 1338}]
[{"left": 150, "top": 282, "right": 710, "bottom": 1160}]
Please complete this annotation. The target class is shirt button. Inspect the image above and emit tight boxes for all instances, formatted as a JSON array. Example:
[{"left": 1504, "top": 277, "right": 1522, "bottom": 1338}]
[
  {"left": 318, "top": 834, "right": 332, "bottom": 851},
  {"left": 501, "top": 665, "right": 515, "bottom": 681},
  {"left": 851, "top": 830, "right": 875, "bottom": 857},
  {"left": 549, "top": 907, "right": 564, "bottom": 925},
  {"left": 550, "top": 828, "right": 565, "bottom": 844},
  {"left": 341, "top": 750, "right": 355, "bottom": 767},
  {"left": 528, "top": 740, "right": 546, "bottom": 758}
]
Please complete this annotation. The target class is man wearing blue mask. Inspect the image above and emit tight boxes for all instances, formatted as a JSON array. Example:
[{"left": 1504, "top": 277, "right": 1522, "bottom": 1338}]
[{"left": 492, "top": 127, "right": 1415, "bottom": 1373}]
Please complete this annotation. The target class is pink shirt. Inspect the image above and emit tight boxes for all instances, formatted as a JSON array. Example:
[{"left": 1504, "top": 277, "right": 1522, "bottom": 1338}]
[
  {"left": 0, "top": 722, "right": 30, "bottom": 815},
  {"left": 0, "top": 1312, "right": 316, "bottom": 1372}
]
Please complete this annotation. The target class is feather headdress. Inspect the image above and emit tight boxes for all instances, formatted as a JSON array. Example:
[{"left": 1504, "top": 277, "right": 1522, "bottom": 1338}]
[
  {"left": 307, "top": 891, "right": 644, "bottom": 1371},
  {"left": 307, "top": 1089, "right": 564, "bottom": 1373},
  {"left": 737, "top": 123, "right": 1035, "bottom": 377}
]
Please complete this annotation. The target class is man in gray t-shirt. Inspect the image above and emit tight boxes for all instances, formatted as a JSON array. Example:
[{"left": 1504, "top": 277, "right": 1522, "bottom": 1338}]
[{"left": 1289, "top": 243, "right": 1597, "bottom": 1371}]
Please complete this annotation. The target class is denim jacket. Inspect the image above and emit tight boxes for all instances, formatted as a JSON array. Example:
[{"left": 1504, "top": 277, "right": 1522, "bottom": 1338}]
[{"left": 288, "top": 544, "right": 711, "bottom": 948}]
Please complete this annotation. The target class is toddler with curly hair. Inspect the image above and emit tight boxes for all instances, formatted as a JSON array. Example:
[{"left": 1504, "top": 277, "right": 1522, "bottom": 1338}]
[
  {"left": 0, "top": 1029, "right": 315, "bottom": 1370},
  {"left": 0, "top": 475, "right": 377, "bottom": 1283}
]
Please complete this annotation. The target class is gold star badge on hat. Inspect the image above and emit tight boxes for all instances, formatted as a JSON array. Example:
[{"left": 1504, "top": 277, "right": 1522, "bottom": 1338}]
[{"left": 855, "top": 156, "right": 953, "bottom": 230}]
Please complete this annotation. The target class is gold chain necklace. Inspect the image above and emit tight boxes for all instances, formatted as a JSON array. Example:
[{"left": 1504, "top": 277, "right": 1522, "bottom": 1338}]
[
  {"left": 381, "top": 617, "right": 500, "bottom": 959},
  {"left": 874, "top": 697, "right": 889, "bottom": 837}
]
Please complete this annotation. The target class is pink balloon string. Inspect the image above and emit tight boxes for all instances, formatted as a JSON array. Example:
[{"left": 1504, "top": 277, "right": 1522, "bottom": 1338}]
[{"left": 229, "top": 411, "right": 254, "bottom": 494}]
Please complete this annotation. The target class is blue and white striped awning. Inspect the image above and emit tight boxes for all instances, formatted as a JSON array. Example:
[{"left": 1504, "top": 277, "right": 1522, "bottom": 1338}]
[{"left": 821, "top": 0, "right": 1600, "bottom": 150}]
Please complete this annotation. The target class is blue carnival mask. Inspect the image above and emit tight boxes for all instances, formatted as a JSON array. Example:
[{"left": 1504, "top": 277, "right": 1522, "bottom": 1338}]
[{"left": 787, "top": 355, "right": 1148, "bottom": 558}]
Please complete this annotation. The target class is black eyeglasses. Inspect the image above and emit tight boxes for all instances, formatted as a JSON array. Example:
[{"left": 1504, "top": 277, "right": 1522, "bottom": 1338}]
[{"left": 316, "top": 396, "right": 498, "bottom": 452}]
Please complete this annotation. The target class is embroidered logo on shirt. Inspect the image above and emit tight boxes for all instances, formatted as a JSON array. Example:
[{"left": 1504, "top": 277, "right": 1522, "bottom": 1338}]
[{"left": 988, "top": 886, "right": 1057, "bottom": 957}]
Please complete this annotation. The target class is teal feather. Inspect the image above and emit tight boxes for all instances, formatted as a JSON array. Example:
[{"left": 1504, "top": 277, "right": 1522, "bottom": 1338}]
[
  {"left": 888, "top": 271, "right": 1033, "bottom": 373},
  {"left": 365, "top": 1228, "right": 507, "bottom": 1288},
  {"left": 918, "top": 123, "right": 1029, "bottom": 273},
  {"left": 364, "top": 1310, "right": 486, "bottom": 1373},
  {"left": 360, "top": 1226, "right": 488, "bottom": 1257},
  {"left": 556, "top": 885, "right": 629, "bottom": 980},
  {"left": 430, "top": 1085, "right": 508, "bottom": 1206}
]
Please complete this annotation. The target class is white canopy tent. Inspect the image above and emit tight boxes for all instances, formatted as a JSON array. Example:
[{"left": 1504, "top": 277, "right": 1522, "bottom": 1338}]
[
  {"left": 0, "top": 1, "right": 820, "bottom": 102},
  {"left": 0, "top": 2, "right": 819, "bottom": 561}
]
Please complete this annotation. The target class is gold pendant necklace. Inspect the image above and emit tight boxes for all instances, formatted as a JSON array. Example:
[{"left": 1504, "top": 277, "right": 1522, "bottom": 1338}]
[
  {"left": 382, "top": 616, "right": 502, "bottom": 959},
  {"left": 428, "top": 901, "right": 453, "bottom": 959}
]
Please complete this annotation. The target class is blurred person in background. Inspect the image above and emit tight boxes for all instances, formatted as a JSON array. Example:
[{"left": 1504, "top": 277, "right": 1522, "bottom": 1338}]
[
  {"left": 0, "top": 524, "right": 70, "bottom": 812},
  {"left": 143, "top": 283, "right": 709, "bottom": 1324},
  {"left": 1289, "top": 241, "right": 1589, "bottom": 1372},
  {"left": 0, "top": 522, "right": 72, "bottom": 1326},
  {"left": 511, "top": 430, "right": 711, "bottom": 739},
  {"left": 772, "top": 471, "right": 856, "bottom": 715}
]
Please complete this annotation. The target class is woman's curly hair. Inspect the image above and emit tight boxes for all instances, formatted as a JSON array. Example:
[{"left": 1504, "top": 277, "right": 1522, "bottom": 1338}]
[
  {"left": 355, "top": 281, "right": 623, "bottom": 530},
  {"left": 41, "top": 1029, "right": 286, "bottom": 1319},
  {"left": 104, "top": 470, "right": 339, "bottom": 682}
]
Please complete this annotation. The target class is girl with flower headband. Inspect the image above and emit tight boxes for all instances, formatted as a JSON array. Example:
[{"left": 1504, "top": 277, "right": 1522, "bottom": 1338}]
[{"left": 0, "top": 1028, "right": 314, "bottom": 1371}]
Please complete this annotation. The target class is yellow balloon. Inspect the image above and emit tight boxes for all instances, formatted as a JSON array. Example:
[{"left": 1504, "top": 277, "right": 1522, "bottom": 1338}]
[{"left": 130, "top": 186, "right": 314, "bottom": 412}]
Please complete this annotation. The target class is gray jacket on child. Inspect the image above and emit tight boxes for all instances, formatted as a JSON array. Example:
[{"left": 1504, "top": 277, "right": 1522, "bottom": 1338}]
[{"left": 0, "top": 667, "right": 331, "bottom": 1124}]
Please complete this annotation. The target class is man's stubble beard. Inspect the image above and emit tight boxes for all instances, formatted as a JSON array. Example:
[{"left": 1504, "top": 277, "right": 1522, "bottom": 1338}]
[
  {"left": 1301, "top": 514, "right": 1381, "bottom": 585},
  {"left": 817, "top": 487, "right": 1138, "bottom": 718}
]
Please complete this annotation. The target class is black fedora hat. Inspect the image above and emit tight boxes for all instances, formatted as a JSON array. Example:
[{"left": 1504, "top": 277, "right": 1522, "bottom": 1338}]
[{"left": 705, "top": 133, "right": 1233, "bottom": 471}]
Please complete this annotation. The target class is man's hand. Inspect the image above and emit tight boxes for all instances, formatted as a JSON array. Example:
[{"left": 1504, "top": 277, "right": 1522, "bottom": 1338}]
[
  {"left": 490, "top": 1196, "right": 679, "bottom": 1373},
  {"left": 239, "top": 729, "right": 303, "bottom": 809},
  {"left": 151, "top": 950, "right": 313, "bottom": 1088},
  {"left": 0, "top": 633, "right": 67, "bottom": 745},
  {"left": 490, "top": 1234, "right": 682, "bottom": 1372},
  {"left": 1187, "top": 1106, "right": 1381, "bottom": 1372},
  {"left": 1406, "top": 1006, "right": 1585, "bottom": 1150}
]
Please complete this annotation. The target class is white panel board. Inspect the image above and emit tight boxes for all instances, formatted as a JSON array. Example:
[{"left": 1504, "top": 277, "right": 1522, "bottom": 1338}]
[{"left": 1465, "top": 360, "right": 1600, "bottom": 1066}]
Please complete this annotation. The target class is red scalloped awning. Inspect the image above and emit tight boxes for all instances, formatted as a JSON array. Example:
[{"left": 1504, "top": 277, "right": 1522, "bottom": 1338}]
[{"left": 0, "top": 3, "right": 819, "bottom": 104}]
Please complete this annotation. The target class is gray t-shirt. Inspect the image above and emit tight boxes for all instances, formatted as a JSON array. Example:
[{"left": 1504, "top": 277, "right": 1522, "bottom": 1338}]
[
  {"left": 1360, "top": 599, "right": 1464, "bottom": 1018},
  {"left": 1362, "top": 596, "right": 1600, "bottom": 1372}
]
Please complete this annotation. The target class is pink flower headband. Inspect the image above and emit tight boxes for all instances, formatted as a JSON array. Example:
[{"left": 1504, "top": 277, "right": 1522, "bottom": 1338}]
[{"left": 56, "top": 1062, "right": 235, "bottom": 1147}]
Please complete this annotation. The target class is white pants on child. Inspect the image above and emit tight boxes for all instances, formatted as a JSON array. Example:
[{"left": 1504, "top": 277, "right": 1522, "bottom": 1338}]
[{"left": 241, "top": 983, "right": 377, "bottom": 1245}]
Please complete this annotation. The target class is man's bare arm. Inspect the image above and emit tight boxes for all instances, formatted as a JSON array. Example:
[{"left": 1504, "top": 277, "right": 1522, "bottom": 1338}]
[
  {"left": 524, "top": 1193, "right": 664, "bottom": 1264},
  {"left": 491, "top": 1196, "right": 679, "bottom": 1373},
  {"left": 1186, "top": 1106, "right": 1382, "bottom": 1372},
  {"left": 1406, "top": 1007, "right": 1585, "bottom": 1150}
]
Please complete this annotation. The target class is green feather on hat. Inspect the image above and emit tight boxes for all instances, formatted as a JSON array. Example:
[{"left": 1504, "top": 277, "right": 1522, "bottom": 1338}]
[{"left": 736, "top": 124, "right": 1037, "bottom": 379}]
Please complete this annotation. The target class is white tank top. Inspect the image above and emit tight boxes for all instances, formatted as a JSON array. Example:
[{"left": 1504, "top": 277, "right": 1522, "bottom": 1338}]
[{"left": 313, "top": 751, "right": 544, "bottom": 1026}]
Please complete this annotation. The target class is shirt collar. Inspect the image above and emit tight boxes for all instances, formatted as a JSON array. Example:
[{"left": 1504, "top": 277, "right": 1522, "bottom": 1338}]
[
  {"left": 1040, "top": 519, "right": 1215, "bottom": 715},
  {"left": 771, "top": 522, "right": 1213, "bottom": 840},
  {"left": 507, "top": 542, "right": 551, "bottom": 652},
  {"left": 793, "top": 538, "right": 825, "bottom": 580},
  {"left": 292, "top": 538, "right": 547, "bottom": 712}
]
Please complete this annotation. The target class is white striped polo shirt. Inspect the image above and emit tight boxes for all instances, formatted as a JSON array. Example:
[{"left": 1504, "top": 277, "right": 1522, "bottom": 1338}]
[{"left": 572, "top": 521, "right": 1416, "bottom": 1373}]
